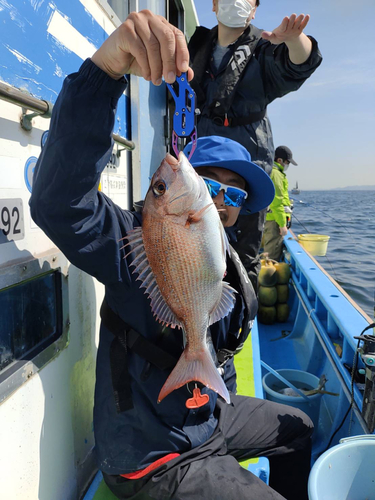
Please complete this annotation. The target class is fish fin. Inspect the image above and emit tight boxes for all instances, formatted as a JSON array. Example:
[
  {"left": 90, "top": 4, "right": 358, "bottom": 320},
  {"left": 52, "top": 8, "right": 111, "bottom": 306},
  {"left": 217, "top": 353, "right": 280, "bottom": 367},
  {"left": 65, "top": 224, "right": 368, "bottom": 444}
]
[
  {"left": 122, "top": 227, "right": 143, "bottom": 253},
  {"left": 185, "top": 203, "right": 214, "bottom": 227},
  {"left": 220, "top": 223, "right": 231, "bottom": 258},
  {"left": 124, "top": 228, "right": 182, "bottom": 329},
  {"left": 206, "top": 328, "right": 218, "bottom": 367},
  {"left": 158, "top": 346, "right": 230, "bottom": 404},
  {"left": 150, "top": 287, "right": 182, "bottom": 329},
  {"left": 209, "top": 282, "right": 237, "bottom": 326}
]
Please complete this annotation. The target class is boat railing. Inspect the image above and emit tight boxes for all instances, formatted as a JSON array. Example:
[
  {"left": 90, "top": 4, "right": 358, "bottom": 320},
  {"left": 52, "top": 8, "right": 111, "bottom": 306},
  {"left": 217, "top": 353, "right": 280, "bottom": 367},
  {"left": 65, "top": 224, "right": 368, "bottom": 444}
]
[{"left": 0, "top": 81, "right": 135, "bottom": 150}]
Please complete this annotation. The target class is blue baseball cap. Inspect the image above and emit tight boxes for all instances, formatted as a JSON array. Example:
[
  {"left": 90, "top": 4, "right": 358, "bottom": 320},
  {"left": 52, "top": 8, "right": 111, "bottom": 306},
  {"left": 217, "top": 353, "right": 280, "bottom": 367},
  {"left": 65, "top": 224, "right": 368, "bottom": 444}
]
[{"left": 184, "top": 136, "right": 275, "bottom": 214}]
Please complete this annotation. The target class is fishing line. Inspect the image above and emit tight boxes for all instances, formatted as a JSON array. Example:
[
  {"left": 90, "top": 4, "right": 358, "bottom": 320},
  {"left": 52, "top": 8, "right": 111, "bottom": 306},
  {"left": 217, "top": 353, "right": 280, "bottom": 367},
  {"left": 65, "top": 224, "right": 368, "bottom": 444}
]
[
  {"left": 289, "top": 211, "right": 310, "bottom": 234},
  {"left": 292, "top": 198, "right": 361, "bottom": 282},
  {"left": 295, "top": 200, "right": 357, "bottom": 248},
  {"left": 291, "top": 212, "right": 340, "bottom": 281},
  {"left": 321, "top": 255, "right": 340, "bottom": 282}
]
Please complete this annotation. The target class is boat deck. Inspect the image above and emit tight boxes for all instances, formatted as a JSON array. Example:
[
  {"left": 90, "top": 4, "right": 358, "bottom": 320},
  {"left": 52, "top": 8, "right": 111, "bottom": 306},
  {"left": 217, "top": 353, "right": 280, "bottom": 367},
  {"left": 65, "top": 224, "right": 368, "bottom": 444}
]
[{"left": 257, "top": 319, "right": 334, "bottom": 458}]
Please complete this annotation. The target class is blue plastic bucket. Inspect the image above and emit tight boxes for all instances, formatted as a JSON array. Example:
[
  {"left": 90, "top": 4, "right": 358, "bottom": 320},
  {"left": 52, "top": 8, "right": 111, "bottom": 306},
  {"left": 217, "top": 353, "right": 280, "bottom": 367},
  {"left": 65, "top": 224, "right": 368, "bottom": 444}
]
[
  {"left": 308, "top": 435, "right": 375, "bottom": 500},
  {"left": 262, "top": 369, "right": 322, "bottom": 428}
]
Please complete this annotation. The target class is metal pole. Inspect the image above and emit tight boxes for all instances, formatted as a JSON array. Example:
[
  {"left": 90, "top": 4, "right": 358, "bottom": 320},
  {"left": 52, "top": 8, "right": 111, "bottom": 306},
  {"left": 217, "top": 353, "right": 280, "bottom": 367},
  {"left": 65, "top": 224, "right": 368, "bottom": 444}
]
[
  {"left": 0, "top": 82, "right": 135, "bottom": 149},
  {"left": 112, "top": 133, "right": 135, "bottom": 151},
  {"left": 0, "top": 82, "right": 50, "bottom": 114}
]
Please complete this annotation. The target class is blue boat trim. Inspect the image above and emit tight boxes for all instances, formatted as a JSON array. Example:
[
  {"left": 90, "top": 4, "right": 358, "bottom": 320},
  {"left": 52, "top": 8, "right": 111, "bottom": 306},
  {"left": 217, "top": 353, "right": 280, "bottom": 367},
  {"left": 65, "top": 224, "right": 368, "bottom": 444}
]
[
  {"left": 250, "top": 321, "right": 264, "bottom": 399},
  {"left": 290, "top": 271, "right": 366, "bottom": 421},
  {"left": 83, "top": 471, "right": 104, "bottom": 500},
  {"left": 284, "top": 232, "right": 370, "bottom": 414},
  {"left": 247, "top": 456, "right": 270, "bottom": 485}
]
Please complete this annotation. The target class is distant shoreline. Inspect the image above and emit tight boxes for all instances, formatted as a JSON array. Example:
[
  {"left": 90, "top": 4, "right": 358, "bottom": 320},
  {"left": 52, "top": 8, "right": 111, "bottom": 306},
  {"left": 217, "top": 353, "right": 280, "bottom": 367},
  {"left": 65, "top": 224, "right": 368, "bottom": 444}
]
[{"left": 333, "top": 186, "right": 375, "bottom": 191}]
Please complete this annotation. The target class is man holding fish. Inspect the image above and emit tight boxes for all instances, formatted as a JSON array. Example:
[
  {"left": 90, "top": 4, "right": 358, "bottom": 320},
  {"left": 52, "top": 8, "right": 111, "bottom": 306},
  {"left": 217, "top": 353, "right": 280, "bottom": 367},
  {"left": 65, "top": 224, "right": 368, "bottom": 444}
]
[{"left": 30, "top": 9, "right": 312, "bottom": 500}]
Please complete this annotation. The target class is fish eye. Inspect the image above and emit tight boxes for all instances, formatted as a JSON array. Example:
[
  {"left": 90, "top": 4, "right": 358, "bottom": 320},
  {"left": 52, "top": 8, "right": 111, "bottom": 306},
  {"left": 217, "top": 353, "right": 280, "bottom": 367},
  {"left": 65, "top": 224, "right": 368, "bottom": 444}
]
[{"left": 152, "top": 180, "right": 166, "bottom": 196}]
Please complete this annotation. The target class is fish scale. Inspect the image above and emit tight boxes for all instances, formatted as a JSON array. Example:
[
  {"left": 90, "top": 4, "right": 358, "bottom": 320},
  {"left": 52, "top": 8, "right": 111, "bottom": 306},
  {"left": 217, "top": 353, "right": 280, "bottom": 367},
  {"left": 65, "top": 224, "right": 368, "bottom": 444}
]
[{"left": 145, "top": 219, "right": 223, "bottom": 328}]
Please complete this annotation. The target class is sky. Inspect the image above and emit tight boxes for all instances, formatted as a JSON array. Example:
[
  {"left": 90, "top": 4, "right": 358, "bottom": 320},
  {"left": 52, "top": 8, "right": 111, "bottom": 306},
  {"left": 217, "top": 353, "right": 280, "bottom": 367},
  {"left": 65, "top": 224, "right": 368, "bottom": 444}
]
[{"left": 194, "top": 0, "right": 375, "bottom": 190}]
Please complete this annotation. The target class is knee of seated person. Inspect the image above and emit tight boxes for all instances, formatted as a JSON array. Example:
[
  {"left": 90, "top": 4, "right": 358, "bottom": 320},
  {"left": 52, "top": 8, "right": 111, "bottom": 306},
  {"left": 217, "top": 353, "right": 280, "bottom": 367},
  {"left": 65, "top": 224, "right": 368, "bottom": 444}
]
[
  {"left": 280, "top": 406, "right": 314, "bottom": 438},
  {"left": 295, "top": 408, "right": 314, "bottom": 432}
]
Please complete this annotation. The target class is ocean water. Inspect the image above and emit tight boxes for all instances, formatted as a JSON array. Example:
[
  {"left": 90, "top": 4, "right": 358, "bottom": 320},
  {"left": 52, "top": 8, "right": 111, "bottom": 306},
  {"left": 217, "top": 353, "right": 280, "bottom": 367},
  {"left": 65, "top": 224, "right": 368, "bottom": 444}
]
[{"left": 289, "top": 190, "right": 375, "bottom": 319}]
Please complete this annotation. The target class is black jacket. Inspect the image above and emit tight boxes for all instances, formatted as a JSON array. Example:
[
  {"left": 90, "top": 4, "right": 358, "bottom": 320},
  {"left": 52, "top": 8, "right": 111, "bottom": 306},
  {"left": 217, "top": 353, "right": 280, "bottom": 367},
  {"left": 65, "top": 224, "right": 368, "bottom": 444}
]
[{"left": 189, "top": 25, "right": 323, "bottom": 174}]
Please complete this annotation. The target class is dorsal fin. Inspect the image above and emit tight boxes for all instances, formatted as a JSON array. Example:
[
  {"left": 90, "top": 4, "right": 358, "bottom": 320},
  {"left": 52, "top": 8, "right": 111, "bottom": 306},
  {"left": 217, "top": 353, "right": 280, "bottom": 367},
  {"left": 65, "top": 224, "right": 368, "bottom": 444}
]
[
  {"left": 209, "top": 282, "right": 236, "bottom": 326},
  {"left": 123, "top": 228, "right": 182, "bottom": 329}
]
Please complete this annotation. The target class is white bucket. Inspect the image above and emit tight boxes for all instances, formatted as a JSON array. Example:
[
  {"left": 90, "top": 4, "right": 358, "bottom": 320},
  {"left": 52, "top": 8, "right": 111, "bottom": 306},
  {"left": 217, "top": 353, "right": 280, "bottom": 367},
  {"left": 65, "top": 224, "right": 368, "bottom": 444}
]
[{"left": 308, "top": 435, "right": 375, "bottom": 499}]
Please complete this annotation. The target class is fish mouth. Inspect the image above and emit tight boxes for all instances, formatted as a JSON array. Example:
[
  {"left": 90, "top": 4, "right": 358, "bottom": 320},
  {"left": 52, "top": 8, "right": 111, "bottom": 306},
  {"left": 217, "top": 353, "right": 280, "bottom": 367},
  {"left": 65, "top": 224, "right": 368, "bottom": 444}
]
[{"left": 165, "top": 153, "right": 180, "bottom": 172}]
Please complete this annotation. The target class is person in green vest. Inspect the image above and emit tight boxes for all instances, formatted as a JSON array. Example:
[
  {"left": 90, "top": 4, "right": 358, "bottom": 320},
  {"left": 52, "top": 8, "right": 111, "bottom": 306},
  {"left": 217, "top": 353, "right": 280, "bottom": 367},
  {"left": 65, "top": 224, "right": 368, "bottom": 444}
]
[{"left": 263, "top": 146, "right": 297, "bottom": 261}]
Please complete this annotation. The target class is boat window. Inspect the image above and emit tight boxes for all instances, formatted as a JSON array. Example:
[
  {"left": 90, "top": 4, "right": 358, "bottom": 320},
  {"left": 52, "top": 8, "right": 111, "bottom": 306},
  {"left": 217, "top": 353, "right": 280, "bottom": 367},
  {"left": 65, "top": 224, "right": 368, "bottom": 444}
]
[
  {"left": 0, "top": 272, "right": 61, "bottom": 372},
  {"left": 0, "top": 253, "right": 69, "bottom": 403},
  {"left": 169, "top": 0, "right": 185, "bottom": 31},
  {"left": 105, "top": 0, "right": 128, "bottom": 22}
]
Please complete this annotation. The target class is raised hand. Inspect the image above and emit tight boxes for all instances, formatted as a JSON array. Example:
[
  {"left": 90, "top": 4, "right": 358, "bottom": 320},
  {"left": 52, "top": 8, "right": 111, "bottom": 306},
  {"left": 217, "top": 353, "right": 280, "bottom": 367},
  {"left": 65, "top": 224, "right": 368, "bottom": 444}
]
[
  {"left": 91, "top": 10, "right": 193, "bottom": 85},
  {"left": 261, "top": 14, "right": 310, "bottom": 45}
]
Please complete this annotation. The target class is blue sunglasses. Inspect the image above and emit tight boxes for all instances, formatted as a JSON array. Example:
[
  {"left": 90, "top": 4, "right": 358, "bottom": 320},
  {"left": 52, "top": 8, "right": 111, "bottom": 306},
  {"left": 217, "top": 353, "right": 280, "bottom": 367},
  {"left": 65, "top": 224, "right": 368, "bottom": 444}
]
[{"left": 201, "top": 176, "right": 248, "bottom": 208}]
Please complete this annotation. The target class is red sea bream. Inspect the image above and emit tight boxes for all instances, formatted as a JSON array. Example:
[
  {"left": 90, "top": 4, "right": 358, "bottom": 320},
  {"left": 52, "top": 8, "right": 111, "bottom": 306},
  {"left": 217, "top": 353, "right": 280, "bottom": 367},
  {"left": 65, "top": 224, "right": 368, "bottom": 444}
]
[{"left": 124, "top": 153, "right": 236, "bottom": 404}]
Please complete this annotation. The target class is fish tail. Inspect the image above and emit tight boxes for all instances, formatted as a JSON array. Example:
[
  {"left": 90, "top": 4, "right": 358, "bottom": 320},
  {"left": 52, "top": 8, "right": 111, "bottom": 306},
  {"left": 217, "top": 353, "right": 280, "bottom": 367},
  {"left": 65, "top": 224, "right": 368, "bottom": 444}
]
[{"left": 157, "top": 347, "right": 230, "bottom": 404}]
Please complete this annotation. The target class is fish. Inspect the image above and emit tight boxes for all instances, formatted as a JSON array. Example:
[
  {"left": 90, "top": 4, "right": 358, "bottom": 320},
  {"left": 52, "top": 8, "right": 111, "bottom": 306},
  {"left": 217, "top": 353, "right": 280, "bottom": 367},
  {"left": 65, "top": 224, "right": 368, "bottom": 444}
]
[{"left": 124, "top": 152, "right": 236, "bottom": 405}]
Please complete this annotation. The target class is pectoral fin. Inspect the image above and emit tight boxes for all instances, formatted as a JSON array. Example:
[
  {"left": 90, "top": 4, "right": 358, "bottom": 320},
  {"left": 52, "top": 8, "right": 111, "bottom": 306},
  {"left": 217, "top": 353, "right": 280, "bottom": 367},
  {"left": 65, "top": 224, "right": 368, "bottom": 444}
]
[
  {"left": 185, "top": 203, "right": 214, "bottom": 227},
  {"left": 209, "top": 282, "right": 236, "bottom": 326}
]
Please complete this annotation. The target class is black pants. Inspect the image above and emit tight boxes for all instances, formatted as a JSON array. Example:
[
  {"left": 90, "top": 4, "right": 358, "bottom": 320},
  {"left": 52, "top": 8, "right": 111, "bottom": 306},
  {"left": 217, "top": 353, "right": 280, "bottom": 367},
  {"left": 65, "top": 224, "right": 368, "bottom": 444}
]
[{"left": 103, "top": 394, "right": 313, "bottom": 500}]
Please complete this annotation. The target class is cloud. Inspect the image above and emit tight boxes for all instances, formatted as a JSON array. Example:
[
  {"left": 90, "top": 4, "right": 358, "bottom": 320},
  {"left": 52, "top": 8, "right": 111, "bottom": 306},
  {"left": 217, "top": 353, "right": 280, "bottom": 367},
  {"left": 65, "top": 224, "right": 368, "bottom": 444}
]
[{"left": 306, "top": 56, "right": 375, "bottom": 90}]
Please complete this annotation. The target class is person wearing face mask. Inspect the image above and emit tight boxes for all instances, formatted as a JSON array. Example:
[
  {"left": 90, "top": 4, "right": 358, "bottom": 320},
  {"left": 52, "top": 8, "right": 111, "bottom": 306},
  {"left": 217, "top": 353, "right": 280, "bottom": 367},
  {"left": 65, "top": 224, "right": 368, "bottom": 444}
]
[
  {"left": 263, "top": 146, "right": 297, "bottom": 261},
  {"left": 188, "top": 0, "right": 322, "bottom": 290}
]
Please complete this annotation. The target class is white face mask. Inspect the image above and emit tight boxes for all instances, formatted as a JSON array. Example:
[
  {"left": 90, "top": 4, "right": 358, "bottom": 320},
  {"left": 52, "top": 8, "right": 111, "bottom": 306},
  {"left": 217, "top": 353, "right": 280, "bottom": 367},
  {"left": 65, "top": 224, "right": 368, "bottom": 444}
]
[
  {"left": 217, "top": 0, "right": 254, "bottom": 29},
  {"left": 283, "top": 164, "right": 289, "bottom": 172}
]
